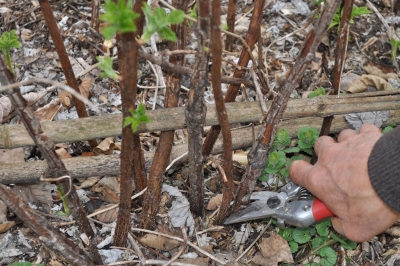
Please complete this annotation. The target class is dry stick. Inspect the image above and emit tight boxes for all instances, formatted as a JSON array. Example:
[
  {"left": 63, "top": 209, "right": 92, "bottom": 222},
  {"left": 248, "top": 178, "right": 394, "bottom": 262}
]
[
  {"left": 250, "top": 69, "right": 269, "bottom": 114},
  {"left": 225, "top": 0, "right": 238, "bottom": 51},
  {"left": 1, "top": 92, "right": 400, "bottom": 151},
  {"left": 234, "top": 0, "right": 343, "bottom": 210},
  {"left": 127, "top": 232, "right": 145, "bottom": 265},
  {"left": 164, "top": 227, "right": 188, "bottom": 266},
  {"left": 130, "top": 228, "right": 226, "bottom": 265},
  {"left": 202, "top": 0, "right": 269, "bottom": 158},
  {"left": 159, "top": 0, "right": 269, "bottom": 90},
  {"left": 91, "top": 0, "right": 100, "bottom": 31},
  {"left": 0, "top": 78, "right": 94, "bottom": 108},
  {"left": 184, "top": 0, "right": 211, "bottom": 218},
  {"left": 0, "top": 58, "right": 102, "bottom": 264},
  {"left": 211, "top": 0, "right": 235, "bottom": 223},
  {"left": 137, "top": 49, "right": 255, "bottom": 87},
  {"left": 139, "top": 0, "right": 189, "bottom": 229},
  {"left": 3, "top": 107, "right": 400, "bottom": 186},
  {"left": 310, "top": 0, "right": 353, "bottom": 165},
  {"left": 38, "top": 0, "right": 97, "bottom": 149},
  {"left": 0, "top": 184, "right": 95, "bottom": 265}
]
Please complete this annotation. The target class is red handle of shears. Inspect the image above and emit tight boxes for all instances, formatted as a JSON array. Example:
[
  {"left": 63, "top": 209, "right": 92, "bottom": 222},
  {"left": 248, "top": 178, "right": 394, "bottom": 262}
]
[{"left": 312, "top": 198, "right": 335, "bottom": 222}]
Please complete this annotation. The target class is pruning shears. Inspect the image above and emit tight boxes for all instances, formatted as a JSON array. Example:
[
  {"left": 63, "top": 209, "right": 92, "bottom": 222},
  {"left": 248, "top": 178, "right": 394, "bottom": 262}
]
[{"left": 225, "top": 181, "right": 335, "bottom": 228}]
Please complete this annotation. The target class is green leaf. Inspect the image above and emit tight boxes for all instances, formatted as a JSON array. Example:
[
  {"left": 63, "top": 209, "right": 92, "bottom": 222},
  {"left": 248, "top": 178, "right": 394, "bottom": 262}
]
[
  {"left": 141, "top": 2, "right": 184, "bottom": 41},
  {"left": 279, "top": 227, "right": 294, "bottom": 241},
  {"left": 308, "top": 87, "right": 326, "bottom": 98},
  {"left": 312, "top": 236, "right": 326, "bottom": 249},
  {"left": 0, "top": 30, "right": 21, "bottom": 52},
  {"left": 318, "top": 246, "right": 337, "bottom": 266},
  {"left": 158, "top": 27, "right": 177, "bottom": 41},
  {"left": 289, "top": 241, "right": 299, "bottom": 253},
  {"left": 351, "top": 6, "right": 372, "bottom": 21},
  {"left": 97, "top": 56, "right": 119, "bottom": 80},
  {"left": 124, "top": 103, "right": 150, "bottom": 132},
  {"left": 330, "top": 233, "right": 357, "bottom": 249},
  {"left": 383, "top": 124, "right": 396, "bottom": 133},
  {"left": 167, "top": 9, "right": 185, "bottom": 24},
  {"left": 281, "top": 147, "right": 300, "bottom": 154},
  {"left": 292, "top": 228, "right": 311, "bottom": 244},
  {"left": 297, "top": 126, "right": 319, "bottom": 149},
  {"left": 273, "top": 128, "right": 291, "bottom": 150},
  {"left": 0, "top": 30, "right": 21, "bottom": 74},
  {"left": 316, "top": 219, "right": 331, "bottom": 237},
  {"left": 100, "top": 0, "right": 139, "bottom": 39}
]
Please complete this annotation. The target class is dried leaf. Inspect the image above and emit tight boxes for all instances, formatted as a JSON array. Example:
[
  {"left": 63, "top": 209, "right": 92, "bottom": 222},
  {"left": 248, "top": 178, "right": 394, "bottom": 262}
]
[
  {"left": 139, "top": 233, "right": 181, "bottom": 251},
  {"left": 0, "top": 221, "right": 16, "bottom": 233},
  {"left": 23, "top": 92, "right": 44, "bottom": 105},
  {"left": 177, "top": 258, "right": 209, "bottom": 266},
  {"left": 233, "top": 223, "right": 253, "bottom": 248},
  {"left": 233, "top": 150, "right": 248, "bottom": 166},
  {"left": 206, "top": 194, "right": 223, "bottom": 211},
  {"left": 0, "top": 96, "right": 12, "bottom": 120},
  {"left": 55, "top": 148, "right": 72, "bottom": 158},
  {"left": 99, "top": 187, "right": 120, "bottom": 203},
  {"left": 162, "top": 184, "right": 195, "bottom": 236},
  {"left": 58, "top": 90, "right": 73, "bottom": 107},
  {"left": 0, "top": 148, "right": 25, "bottom": 164},
  {"left": 340, "top": 73, "right": 360, "bottom": 92},
  {"left": 12, "top": 183, "right": 54, "bottom": 213},
  {"left": 94, "top": 205, "right": 118, "bottom": 223},
  {"left": 76, "top": 176, "right": 101, "bottom": 189},
  {"left": 0, "top": 199, "right": 7, "bottom": 223},
  {"left": 97, "top": 176, "right": 120, "bottom": 194},
  {"left": 385, "top": 226, "right": 400, "bottom": 237},
  {"left": 93, "top": 137, "right": 115, "bottom": 155},
  {"left": 21, "top": 28, "right": 33, "bottom": 41},
  {"left": 257, "top": 232, "right": 294, "bottom": 266},
  {"left": 79, "top": 78, "right": 92, "bottom": 100},
  {"left": 362, "top": 63, "right": 398, "bottom": 80},
  {"left": 344, "top": 111, "right": 390, "bottom": 131},
  {"left": 309, "top": 52, "right": 323, "bottom": 71},
  {"left": 34, "top": 98, "right": 61, "bottom": 122},
  {"left": 346, "top": 75, "right": 392, "bottom": 93}
]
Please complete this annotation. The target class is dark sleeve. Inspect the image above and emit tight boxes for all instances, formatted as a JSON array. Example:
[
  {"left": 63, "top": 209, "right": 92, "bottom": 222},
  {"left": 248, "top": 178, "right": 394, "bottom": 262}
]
[{"left": 368, "top": 126, "right": 400, "bottom": 213}]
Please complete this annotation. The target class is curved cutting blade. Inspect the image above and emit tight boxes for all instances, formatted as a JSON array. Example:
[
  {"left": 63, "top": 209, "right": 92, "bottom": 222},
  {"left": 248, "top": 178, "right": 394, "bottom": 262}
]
[{"left": 224, "top": 191, "right": 286, "bottom": 224}]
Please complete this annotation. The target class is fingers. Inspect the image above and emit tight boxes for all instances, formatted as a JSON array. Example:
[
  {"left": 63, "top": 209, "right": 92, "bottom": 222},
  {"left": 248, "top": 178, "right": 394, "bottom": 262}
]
[
  {"left": 331, "top": 217, "right": 344, "bottom": 236},
  {"left": 289, "top": 160, "right": 314, "bottom": 189},
  {"left": 314, "top": 136, "right": 336, "bottom": 157},
  {"left": 359, "top": 123, "right": 382, "bottom": 134},
  {"left": 337, "top": 129, "right": 357, "bottom": 143}
]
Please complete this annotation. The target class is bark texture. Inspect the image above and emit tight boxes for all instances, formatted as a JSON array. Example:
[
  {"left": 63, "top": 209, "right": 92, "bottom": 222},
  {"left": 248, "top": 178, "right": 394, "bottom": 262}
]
[
  {"left": 138, "top": 0, "right": 188, "bottom": 229},
  {"left": 185, "top": 0, "right": 211, "bottom": 217}
]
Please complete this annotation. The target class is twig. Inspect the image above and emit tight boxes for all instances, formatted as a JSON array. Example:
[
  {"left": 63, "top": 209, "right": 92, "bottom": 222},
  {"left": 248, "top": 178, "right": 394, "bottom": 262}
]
[
  {"left": 128, "top": 232, "right": 145, "bottom": 265},
  {"left": 164, "top": 227, "right": 188, "bottom": 266},
  {"left": 366, "top": 0, "right": 390, "bottom": 32},
  {"left": 250, "top": 69, "right": 268, "bottom": 114},
  {"left": 40, "top": 175, "right": 72, "bottom": 197},
  {"left": 208, "top": 157, "right": 227, "bottom": 183},
  {"left": 130, "top": 227, "right": 226, "bottom": 265},
  {"left": 56, "top": 187, "right": 148, "bottom": 227},
  {"left": 235, "top": 219, "right": 272, "bottom": 261},
  {"left": 165, "top": 151, "right": 188, "bottom": 172},
  {"left": 0, "top": 78, "right": 94, "bottom": 107},
  {"left": 88, "top": 187, "right": 147, "bottom": 218}
]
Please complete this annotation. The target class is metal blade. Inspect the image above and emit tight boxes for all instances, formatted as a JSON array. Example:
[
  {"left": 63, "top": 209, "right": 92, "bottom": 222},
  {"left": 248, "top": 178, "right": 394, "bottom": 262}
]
[{"left": 224, "top": 191, "right": 286, "bottom": 224}]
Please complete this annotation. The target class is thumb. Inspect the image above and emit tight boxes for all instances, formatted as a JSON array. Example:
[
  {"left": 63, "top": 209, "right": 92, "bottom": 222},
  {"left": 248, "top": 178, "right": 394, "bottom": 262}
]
[{"left": 289, "top": 160, "right": 313, "bottom": 188}]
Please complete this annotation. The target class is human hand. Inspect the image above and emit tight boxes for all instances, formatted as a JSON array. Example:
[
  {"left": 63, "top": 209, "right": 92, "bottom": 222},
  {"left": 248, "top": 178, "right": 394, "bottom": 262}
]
[{"left": 289, "top": 123, "right": 399, "bottom": 242}]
